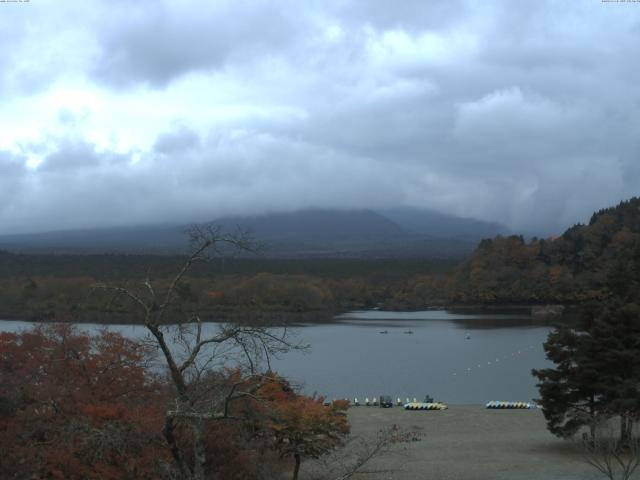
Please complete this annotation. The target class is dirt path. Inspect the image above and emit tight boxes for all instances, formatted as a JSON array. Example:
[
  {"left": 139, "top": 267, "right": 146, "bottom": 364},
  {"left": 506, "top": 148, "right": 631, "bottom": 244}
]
[{"left": 337, "top": 406, "right": 611, "bottom": 480}]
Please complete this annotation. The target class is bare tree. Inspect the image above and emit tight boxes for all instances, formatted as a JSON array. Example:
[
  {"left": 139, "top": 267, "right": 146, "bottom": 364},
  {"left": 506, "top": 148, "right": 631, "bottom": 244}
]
[
  {"left": 307, "top": 424, "right": 423, "bottom": 480},
  {"left": 95, "top": 225, "right": 302, "bottom": 480},
  {"left": 579, "top": 416, "right": 640, "bottom": 480}
]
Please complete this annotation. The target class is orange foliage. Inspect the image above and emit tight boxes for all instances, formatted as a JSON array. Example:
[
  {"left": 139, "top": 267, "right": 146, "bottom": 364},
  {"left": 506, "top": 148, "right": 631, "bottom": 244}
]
[
  {"left": 0, "top": 325, "right": 168, "bottom": 479},
  {"left": 0, "top": 330, "right": 351, "bottom": 479},
  {"left": 256, "top": 376, "right": 350, "bottom": 479}
]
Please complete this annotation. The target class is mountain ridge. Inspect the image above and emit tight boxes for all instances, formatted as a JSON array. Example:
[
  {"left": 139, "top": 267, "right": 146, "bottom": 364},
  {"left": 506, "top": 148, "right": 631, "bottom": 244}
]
[{"left": 0, "top": 207, "right": 508, "bottom": 258}]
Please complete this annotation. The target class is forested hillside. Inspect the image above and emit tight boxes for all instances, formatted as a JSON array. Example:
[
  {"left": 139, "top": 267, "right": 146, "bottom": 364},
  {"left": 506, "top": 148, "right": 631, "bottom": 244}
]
[{"left": 445, "top": 198, "right": 640, "bottom": 304}]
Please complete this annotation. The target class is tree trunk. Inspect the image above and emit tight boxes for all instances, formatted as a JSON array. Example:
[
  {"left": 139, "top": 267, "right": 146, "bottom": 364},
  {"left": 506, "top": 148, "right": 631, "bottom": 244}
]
[
  {"left": 164, "top": 416, "right": 191, "bottom": 479},
  {"left": 589, "top": 397, "right": 596, "bottom": 442},
  {"left": 620, "top": 414, "right": 632, "bottom": 447},
  {"left": 148, "top": 325, "right": 188, "bottom": 395},
  {"left": 292, "top": 453, "right": 301, "bottom": 480},
  {"left": 192, "top": 417, "right": 207, "bottom": 480}
]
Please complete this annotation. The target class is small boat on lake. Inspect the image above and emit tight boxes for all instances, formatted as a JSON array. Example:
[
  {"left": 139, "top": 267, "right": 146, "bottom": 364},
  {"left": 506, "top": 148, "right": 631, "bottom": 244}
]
[
  {"left": 379, "top": 330, "right": 388, "bottom": 334},
  {"left": 404, "top": 330, "right": 414, "bottom": 334}
]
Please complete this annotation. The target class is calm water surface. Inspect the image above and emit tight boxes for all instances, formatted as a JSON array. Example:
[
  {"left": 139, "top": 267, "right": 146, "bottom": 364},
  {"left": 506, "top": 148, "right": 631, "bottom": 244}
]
[{"left": 0, "top": 310, "right": 553, "bottom": 404}]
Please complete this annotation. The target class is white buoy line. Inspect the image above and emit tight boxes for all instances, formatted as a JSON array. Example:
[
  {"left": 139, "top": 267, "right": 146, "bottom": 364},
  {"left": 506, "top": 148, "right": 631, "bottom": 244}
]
[
  {"left": 449, "top": 344, "right": 538, "bottom": 378},
  {"left": 372, "top": 328, "right": 541, "bottom": 379}
]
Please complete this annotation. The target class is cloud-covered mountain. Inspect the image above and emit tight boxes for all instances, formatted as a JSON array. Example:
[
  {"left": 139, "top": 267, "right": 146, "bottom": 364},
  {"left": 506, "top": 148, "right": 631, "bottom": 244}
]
[
  {"left": 378, "top": 207, "right": 508, "bottom": 238},
  {"left": 0, "top": 208, "right": 506, "bottom": 258}
]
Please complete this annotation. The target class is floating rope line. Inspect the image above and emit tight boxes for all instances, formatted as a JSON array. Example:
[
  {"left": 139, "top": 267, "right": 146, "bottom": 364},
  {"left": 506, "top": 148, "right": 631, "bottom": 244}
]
[
  {"left": 450, "top": 344, "right": 538, "bottom": 377},
  {"left": 344, "top": 345, "right": 541, "bottom": 408}
]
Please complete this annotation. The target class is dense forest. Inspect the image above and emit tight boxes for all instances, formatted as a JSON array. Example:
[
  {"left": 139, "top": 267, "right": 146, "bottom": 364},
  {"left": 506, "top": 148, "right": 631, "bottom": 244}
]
[
  {"left": 446, "top": 197, "right": 640, "bottom": 304},
  {"left": 1, "top": 198, "right": 639, "bottom": 322},
  {"left": 0, "top": 253, "right": 454, "bottom": 323}
]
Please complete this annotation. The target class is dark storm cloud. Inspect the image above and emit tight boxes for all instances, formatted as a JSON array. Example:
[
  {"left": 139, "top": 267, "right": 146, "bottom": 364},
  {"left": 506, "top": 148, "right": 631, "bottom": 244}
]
[
  {"left": 92, "top": 1, "right": 306, "bottom": 87},
  {"left": 1, "top": 0, "right": 639, "bottom": 235}
]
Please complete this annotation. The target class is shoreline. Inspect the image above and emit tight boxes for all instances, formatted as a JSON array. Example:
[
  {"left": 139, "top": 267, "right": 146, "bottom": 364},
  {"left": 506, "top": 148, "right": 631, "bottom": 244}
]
[{"left": 0, "top": 303, "right": 567, "bottom": 329}]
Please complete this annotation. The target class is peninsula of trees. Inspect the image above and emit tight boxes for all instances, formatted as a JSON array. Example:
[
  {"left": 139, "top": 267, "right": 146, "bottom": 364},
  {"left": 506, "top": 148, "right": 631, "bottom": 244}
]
[{"left": 447, "top": 197, "right": 640, "bottom": 304}]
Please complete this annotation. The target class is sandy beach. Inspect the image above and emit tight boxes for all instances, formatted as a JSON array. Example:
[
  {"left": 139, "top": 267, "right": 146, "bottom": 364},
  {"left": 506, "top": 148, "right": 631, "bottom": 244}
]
[{"left": 331, "top": 406, "right": 614, "bottom": 480}]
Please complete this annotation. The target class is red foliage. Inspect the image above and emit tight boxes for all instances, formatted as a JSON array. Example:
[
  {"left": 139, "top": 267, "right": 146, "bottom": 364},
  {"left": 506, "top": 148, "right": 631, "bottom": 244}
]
[
  {"left": 204, "top": 422, "right": 272, "bottom": 480},
  {"left": 0, "top": 324, "right": 168, "bottom": 479},
  {"left": 256, "top": 376, "right": 350, "bottom": 479},
  {"left": 0, "top": 328, "right": 351, "bottom": 480}
]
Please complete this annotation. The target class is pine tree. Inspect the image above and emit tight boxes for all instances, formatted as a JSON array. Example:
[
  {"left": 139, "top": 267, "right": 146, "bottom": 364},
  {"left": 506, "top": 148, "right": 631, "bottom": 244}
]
[
  {"left": 587, "top": 299, "right": 640, "bottom": 443},
  {"left": 534, "top": 296, "right": 640, "bottom": 443},
  {"left": 533, "top": 323, "right": 605, "bottom": 439}
]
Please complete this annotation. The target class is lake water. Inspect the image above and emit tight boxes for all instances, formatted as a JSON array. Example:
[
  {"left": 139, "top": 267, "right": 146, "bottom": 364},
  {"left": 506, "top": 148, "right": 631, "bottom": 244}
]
[{"left": 0, "top": 310, "right": 554, "bottom": 404}]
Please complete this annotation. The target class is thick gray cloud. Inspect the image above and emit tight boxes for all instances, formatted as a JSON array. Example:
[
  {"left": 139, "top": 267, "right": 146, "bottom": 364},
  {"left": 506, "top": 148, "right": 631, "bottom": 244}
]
[
  {"left": 92, "top": 1, "right": 306, "bottom": 87},
  {"left": 0, "top": 0, "right": 639, "bottom": 235}
]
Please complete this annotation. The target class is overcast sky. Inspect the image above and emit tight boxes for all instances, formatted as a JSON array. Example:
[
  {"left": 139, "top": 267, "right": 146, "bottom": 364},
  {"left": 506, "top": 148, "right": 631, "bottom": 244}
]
[{"left": 0, "top": 0, "right": 638, "bottom": 235}]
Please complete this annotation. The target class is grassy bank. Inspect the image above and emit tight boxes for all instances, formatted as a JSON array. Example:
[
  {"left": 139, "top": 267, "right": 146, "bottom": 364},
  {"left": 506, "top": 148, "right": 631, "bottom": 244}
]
[{"left": 331, "top": 406, "right": 603, "bottom": 480}]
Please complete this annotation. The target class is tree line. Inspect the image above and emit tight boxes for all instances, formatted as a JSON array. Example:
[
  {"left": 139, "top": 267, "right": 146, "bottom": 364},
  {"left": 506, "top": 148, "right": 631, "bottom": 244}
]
[{"left": 0, "top": 254, "right": 454, "bottom": 323}]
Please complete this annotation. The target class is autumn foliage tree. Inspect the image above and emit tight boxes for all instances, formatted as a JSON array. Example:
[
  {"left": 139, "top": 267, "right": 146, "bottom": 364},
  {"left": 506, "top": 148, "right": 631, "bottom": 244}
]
[
  {"left": 257, "top": 377, "right": 350, "bottom": 480},
  {"left": 0, "top": 325, "right": 349, "bottom": 480},
  {"left": 0, "top": 324, "right": 168, "bottom": 479}
]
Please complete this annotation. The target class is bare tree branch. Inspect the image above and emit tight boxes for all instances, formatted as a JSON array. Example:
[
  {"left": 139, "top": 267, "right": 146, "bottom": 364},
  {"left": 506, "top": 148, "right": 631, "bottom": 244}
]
[
  {"left": 92, "top": 224, "right": 301, "bottom": 480},
  {"left": 579, "top": 417, "right": 640, "bottom": 480}
]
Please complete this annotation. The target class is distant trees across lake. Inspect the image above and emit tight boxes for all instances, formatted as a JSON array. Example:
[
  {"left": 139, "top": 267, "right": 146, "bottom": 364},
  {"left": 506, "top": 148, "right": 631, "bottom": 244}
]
[
  {"left": 0, "top": 253, "right": 454, "bottom": 323},
  {"left": 1, "top": 197, "right": 640, "bottom": 322}
]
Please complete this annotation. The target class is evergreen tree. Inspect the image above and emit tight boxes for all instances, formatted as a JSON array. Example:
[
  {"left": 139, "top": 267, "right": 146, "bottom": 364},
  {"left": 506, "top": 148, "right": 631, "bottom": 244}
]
[
  {"left": 587, "top": 299, "right": 640, "bottom": 443},
  {"left": 533, "top": 324, "right": 605, "bottom": 439},
  {"left": 534, "top": 296, "right": 640, "bottom": 442}
]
